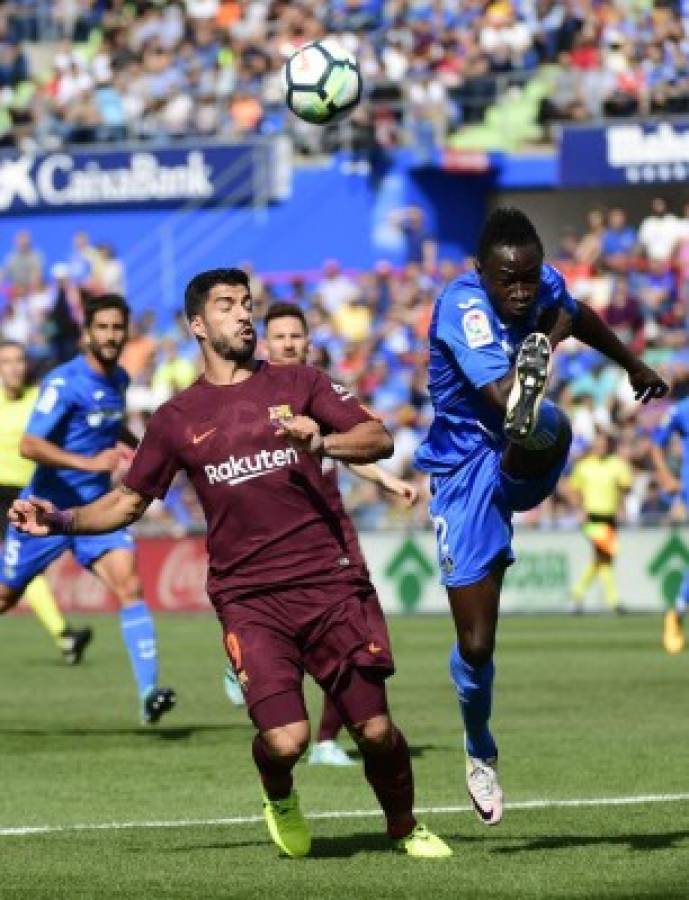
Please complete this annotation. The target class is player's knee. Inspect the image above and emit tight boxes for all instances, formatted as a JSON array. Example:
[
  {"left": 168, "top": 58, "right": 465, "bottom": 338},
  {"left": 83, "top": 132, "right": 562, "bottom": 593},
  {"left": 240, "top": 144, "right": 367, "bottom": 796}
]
[
  {"left": 262, "top": 724, "right": 310, "bottom": 762},
  {"left": 115, "top": 574, "right": 142, "bottom": 605},
  {"left": 459, "top": 633, "right": 494, "bottom": 669},
  {"left": 350, "top": 714, "right": 394, "bottom": 752}
]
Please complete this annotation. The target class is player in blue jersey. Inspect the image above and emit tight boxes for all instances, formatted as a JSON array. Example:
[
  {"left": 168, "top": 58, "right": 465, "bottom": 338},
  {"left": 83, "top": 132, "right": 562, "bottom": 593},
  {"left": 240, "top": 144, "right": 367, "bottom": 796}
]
[
  {"left": 415, "top": 208, "right": 668, "bottom": 825},
  {"left": 649, "top": 397, "right": 689, "bottom": 654},
  {"left": 0, "top": 294, "right": 176, "bottom": 724}
]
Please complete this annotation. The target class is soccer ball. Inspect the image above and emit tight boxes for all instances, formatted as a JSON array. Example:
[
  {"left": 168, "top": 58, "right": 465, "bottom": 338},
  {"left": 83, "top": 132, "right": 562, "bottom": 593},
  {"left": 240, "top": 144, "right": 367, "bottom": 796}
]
[{"left": 282, "top": 39, "right": 362, "bottom": 125}]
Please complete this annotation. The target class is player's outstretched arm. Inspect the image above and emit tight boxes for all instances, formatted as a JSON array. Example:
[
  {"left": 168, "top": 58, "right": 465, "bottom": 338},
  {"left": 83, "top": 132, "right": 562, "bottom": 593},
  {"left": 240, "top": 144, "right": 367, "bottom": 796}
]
[
  {"left": 571, "top": 302, "right": 668, "bottom": 403},
  {"left": 9, "top": 485, "right": 151, "bottom": 537},
  {"left": 346, "top": 463, "right": 419, "bottom": 506},
  {"left": 20, "top": 434, "right": 121, "bottom": 473}
]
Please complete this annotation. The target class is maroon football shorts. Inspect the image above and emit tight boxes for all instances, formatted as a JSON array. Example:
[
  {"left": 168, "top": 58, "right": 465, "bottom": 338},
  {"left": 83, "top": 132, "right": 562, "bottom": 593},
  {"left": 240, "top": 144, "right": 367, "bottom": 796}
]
[{"left": 215, "top": 581, "right": 395, "bottom": 731}]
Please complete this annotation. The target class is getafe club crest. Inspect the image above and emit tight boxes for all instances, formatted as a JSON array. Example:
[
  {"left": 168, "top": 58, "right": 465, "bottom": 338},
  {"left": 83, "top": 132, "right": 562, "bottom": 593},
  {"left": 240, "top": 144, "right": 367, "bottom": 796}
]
[{"left": 268, "top": 404, "right": 293, "bottom": 426}]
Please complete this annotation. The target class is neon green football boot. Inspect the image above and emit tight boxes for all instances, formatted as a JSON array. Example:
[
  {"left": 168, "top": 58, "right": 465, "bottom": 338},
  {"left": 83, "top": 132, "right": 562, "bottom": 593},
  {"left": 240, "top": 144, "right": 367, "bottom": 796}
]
[
  {"left": 394, "top": 823, "right": 453, "bottom": 858},
  {"left": 262, "top": 790, "right": 311, "bottom": 858}
]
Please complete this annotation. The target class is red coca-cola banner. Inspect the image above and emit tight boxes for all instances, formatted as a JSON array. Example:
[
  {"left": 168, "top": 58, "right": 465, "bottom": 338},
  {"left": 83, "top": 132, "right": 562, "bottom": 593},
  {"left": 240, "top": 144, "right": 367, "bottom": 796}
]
[{"left": 41, "top": 536, "right": 211, "bottom": 613}]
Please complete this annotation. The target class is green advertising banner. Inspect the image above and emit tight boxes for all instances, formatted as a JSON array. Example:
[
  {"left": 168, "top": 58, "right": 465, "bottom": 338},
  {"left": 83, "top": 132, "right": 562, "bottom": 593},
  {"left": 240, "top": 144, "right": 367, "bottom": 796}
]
[{"left": 362, "top": 528, "right": 689, "bottom": 615}]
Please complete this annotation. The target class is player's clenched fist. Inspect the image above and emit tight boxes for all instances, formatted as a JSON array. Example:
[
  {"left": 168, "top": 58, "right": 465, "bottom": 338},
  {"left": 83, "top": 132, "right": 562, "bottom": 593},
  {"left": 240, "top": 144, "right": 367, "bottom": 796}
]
[{"left": 276, "top": 415, "right": 324, "bottom": 454}]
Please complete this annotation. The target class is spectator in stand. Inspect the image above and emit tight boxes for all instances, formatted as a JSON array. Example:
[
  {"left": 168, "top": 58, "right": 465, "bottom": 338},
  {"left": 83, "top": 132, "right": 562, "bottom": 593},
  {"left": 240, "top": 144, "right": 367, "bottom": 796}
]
[
  {"left": 2, "top": 231, "right": 44, "bottom": 290},
  {"left": 603, "top": 277, "right": 644, "bottom": 353},
  {"left": 575, "top": 208, "right": 606, "bottom": 268},
  {"left": 600, "top": 208, "right": 637, "bottom": 273},
  {"left": 68, "top": 231, "right": 98, "bottom": 286},
  {"left": 638, "top": 197, "right": 682, "bottom": 265},
  {"left": 316, "top": 259, "right": 359, "bottom": 316},
  {"left": 150, "top": 337, "right": 198, "bottom": 399}
]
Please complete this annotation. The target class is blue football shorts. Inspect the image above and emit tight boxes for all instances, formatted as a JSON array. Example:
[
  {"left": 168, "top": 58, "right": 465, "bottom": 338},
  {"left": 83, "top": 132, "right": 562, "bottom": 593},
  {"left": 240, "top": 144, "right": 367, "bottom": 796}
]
[
  {"left": 1, "top": 524, "right": 134, "bottom": 591},
  {"left": 429, "top": 443, "right": 567, "bottom": 588}
]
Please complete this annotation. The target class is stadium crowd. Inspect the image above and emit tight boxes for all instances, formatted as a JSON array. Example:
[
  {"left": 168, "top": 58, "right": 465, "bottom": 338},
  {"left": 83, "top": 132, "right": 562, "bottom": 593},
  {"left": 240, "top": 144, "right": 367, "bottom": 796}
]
[
  {"left": 1, "top": 0, "right": 689, "bottom": 151},
  {"left": 2, "top": 195, "right": 689, "bottom": 532}
]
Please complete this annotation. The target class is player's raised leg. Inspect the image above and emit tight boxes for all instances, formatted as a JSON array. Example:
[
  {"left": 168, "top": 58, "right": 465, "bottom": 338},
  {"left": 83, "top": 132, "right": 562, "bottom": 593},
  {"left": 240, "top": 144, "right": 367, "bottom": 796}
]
[{"left": 90, "top": 546, "right": 175, "bottom": 724}]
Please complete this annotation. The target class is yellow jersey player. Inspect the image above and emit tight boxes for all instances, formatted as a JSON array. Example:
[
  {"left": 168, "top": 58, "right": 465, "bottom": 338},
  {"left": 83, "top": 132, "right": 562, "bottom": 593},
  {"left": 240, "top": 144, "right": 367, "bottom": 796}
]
[
  {"left": 567, "top": 431, "right": 632, "bottom": 614},
  {"left": 0, "top": 340, "right": 92, "bottom": 663}
]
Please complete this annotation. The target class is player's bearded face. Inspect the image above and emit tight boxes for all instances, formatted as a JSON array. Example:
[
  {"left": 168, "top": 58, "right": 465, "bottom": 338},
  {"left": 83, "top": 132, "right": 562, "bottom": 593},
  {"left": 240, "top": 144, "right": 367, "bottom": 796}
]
[
  {"left": 87, "top": 309, "right": 128, "bottom": 364},
  {"left": 265, "top": 317, "right": 309, "bottom": 365},
  {"left": 480, "top": 243, "right": 542, "bottom": 322},
  {"left": 199, "top": 284, "right": 257, "bottom": 363},
  {"left": 208, "top": 326, "right": 257, "bottom": 363}
]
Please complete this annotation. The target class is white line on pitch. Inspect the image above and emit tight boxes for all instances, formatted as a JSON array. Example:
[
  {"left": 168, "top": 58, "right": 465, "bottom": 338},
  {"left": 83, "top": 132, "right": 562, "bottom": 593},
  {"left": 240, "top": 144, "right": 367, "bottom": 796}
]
[{"left": 2, "top": 792, "right": 688, "bottom": 838}]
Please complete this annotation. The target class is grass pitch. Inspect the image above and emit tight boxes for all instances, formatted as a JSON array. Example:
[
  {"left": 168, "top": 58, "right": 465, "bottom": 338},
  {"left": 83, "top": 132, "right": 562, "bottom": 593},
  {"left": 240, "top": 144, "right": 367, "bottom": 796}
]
[{"left": 2, "top": 612, "right": 688, "bottom": 899}]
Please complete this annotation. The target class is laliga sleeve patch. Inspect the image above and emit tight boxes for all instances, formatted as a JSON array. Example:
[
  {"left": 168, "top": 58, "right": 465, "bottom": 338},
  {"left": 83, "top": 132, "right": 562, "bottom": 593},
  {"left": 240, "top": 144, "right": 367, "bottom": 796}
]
[{"left": 462, "top": 309, "right": 493, "bottom": 349}]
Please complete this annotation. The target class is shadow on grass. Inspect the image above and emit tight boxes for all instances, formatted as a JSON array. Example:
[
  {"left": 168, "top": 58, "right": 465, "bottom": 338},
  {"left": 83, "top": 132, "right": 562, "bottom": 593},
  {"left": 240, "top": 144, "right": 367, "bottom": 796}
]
[
  {"left": 0, "top": 723, "right": 245, "bottom": 740},
  {"left": 486, "top": 831, "right": 689, "bottom": 854},
  {"left": 346, "top": 744, "right": 449, "bottom": 762},
  {"left": 150, "top": 833, "right": 399, "bottom": 859}
]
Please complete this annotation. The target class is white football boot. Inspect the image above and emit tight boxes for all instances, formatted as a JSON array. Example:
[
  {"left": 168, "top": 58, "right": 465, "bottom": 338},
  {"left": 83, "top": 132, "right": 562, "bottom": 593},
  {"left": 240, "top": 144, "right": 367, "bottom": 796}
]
[{"left": 466, "top": 754, "right": 503, "bottom": 826}]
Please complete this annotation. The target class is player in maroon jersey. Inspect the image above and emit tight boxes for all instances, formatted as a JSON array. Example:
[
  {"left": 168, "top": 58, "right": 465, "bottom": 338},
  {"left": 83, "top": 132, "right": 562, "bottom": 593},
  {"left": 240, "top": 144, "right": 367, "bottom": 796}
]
[
  {"left": 221, "top": 301, "right": 419, "bottom": 769},
  {"left": 10, "top": 268, "right": 451, "bottom": 860}
]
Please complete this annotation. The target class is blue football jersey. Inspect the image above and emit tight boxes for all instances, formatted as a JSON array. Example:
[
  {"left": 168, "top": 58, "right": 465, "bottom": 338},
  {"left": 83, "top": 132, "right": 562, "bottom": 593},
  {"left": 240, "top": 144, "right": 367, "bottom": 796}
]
[
  {"left": 655, "top": 398, "right": 689, "bottom": 493},
  {"left": 414, "top": 264, "right": 578, "bottom": 474},
  {"left": 23, "top": 355, "right": 129, "bottom": 507}
]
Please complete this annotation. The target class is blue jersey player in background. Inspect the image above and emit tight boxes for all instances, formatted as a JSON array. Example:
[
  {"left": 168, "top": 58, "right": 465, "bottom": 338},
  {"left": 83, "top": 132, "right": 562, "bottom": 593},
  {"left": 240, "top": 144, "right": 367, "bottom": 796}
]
[
  {"left": 0, "top": 294, "right": 176, "bottom": 725},
  {"left": 649, "top": 396, "right": 689, "bottom": 654},
  {"left": 415, "top": 208, "right": 668, "bottom": 826}
]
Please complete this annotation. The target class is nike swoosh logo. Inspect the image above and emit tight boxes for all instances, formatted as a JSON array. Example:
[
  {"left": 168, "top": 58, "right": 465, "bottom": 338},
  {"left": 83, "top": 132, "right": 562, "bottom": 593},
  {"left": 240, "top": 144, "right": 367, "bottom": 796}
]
[
  {"left": 193, "top": 428, "right": 217, "bottom": 445},
  {"left": 226, "top": 469, "right": 278, "bottom": 486}
]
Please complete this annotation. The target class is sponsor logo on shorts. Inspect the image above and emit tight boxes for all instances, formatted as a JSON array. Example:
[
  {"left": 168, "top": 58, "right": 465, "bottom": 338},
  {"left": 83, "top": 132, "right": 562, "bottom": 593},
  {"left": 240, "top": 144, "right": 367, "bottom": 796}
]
[{"left": 205, "top": 446, "right": 299, "bottom": 486}]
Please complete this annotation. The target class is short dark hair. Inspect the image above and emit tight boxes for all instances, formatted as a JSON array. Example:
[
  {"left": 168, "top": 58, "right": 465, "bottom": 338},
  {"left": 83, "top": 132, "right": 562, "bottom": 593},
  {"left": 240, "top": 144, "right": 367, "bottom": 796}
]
[
  {"left": 83, "top": 293, "right": 130, "bottom": 328},
  {"left": 184, "top": 268, "right": 250, "bottom": 321},
  {"left": 477, "top": 207, "right": 544, "bottom": 265},
  {"left": 264, "top": 302, "right": 308, "bottom": 334}
]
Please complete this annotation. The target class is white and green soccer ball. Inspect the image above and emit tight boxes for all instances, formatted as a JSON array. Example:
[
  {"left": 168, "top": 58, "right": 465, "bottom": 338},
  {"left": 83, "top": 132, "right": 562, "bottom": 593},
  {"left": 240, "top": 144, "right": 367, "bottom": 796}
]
[{"left": 282, "top": 38, "right": 362, "bottom": 125}]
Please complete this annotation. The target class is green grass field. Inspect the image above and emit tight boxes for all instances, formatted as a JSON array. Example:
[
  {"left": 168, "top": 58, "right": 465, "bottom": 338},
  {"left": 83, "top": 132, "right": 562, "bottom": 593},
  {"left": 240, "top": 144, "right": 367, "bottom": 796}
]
[{"left": 2, "top": 612, "right": 689, "bottom": 899}]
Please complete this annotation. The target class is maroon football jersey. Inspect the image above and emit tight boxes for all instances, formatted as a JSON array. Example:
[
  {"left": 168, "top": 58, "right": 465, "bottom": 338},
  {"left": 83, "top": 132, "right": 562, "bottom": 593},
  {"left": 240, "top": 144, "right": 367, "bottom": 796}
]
[{"left": 124, "top": 362, "right": 373, "bottom": 599}]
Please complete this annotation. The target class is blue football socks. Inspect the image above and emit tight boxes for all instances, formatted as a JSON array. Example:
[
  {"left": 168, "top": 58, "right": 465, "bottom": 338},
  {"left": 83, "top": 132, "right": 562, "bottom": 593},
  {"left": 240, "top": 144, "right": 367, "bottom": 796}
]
[
  {"left": 119, "top": 601, "right": 158, "bottom": 699},
  {"left": 449, "top": 642, "right": 497, "bottom": 760},
  {"left": 520, "top": 398, "right": 566, "bottom": 451}
]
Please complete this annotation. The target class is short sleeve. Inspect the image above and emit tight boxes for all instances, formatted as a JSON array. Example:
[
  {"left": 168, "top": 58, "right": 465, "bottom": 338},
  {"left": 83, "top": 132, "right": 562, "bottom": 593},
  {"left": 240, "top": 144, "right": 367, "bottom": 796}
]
[
  {"left": 25, "top": 376, "right": 73, "bottom": 439},
  {"left": 436, "top": 293, "right": 509, "bottom": 390},
  {"left": 124, "top": 407, "right": 180, "bottom": 500},
  {"left": 540, "top": 264, "right": 579, "bottom": 317},
  {"left": 304, "top": 368, "right": 373, "bottom": 433}
]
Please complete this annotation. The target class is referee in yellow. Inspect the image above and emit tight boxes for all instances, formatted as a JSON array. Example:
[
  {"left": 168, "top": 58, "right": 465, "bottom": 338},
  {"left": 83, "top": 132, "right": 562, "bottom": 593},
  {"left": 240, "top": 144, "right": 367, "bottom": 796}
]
[
  {"left": 567, "top": 430, "right": 632, "bottom": 613},
  {"left": 0, "top": 340, "right": 92, "bottom": 663}
]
